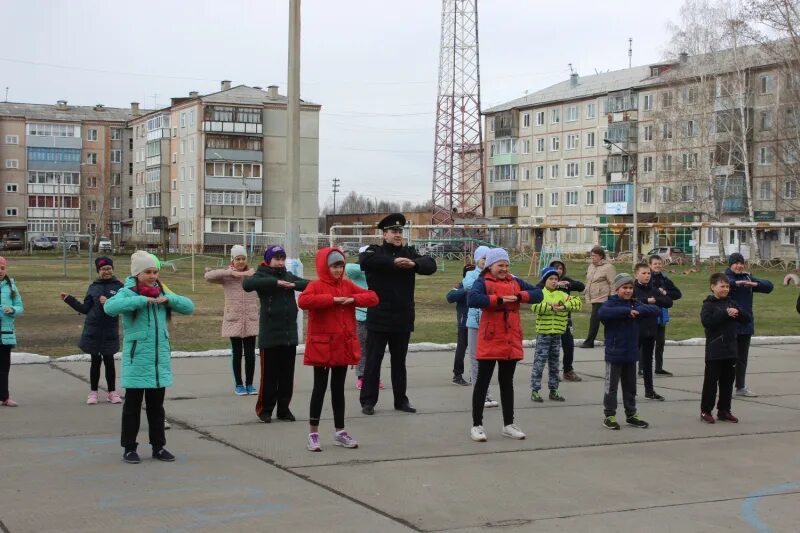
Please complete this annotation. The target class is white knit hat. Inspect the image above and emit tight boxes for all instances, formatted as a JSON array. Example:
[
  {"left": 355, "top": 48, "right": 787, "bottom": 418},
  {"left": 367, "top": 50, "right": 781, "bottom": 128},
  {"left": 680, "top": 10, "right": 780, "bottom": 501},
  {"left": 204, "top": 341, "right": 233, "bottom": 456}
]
[
  {"left": 131, "top": 250, "right": 158, "bottom": 276},
  {"left": 230, "top": 244, "right": 247, "bottom": 260}
]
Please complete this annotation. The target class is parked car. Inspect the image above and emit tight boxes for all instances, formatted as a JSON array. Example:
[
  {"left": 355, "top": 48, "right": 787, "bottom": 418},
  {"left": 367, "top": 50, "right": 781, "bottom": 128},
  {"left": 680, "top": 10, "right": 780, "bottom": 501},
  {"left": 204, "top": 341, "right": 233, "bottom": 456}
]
[
  {"left": 31, "top": 236, "right": 55, "bottom": 250},
  {"left": 98, "top": 238, "right": 112, "bottom": 252},
  {"left": 646, "top": 246, "right": 687, "bottom": 264},
  {"left": 0, "top": 238, "right": 24, "bottom": 251}
]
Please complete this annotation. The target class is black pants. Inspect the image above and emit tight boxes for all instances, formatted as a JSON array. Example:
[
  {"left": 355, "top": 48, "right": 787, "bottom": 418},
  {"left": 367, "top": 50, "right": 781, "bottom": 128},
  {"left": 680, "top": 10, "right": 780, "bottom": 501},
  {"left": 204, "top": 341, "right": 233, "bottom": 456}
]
[
  {"left": 360, "top": 330, "right": 411, "bottom": 408},
  {"left": 701, "top": 359, "right": 736, "bottom": 414},
  {"left": 655, "top": 325, "right": 667, "bottom": 371},
  {"left": 121, "top": 387, "right": 166, "bottom": 451},
  {"left": 256, "top": 345, "right": 297, "bottom": 417},
  {"left": 89, "top": 352, "right": 116, "bottom": 392},
  {"left": 585, "top": 303, "right": 603, "bottom": 344},
  {"left": 452, "top": 326, "right": 468, "bottom": 378},
  {"left": 735, "top": 334, "right": 752, "bottom": 390},
  {"left": 0, "top": 344, "right": 10, "bottom": 402},
  {"left": 472, "top": 359, "right": 516, "bottom": 427},
  {"left": 309, "top": 366, "right": 347, "bottom": 429},
  {"left": 562, "top": 319, "right": 575, "bottom": 372},
  {"left": 603, "top": 362, "right": 637, "bottom": 417},
  {"left": 639, "top": 336, "right": 656, "bottom": 393},
  {"left": 230, "top": 336, "right": 256, "bottom": 387}
]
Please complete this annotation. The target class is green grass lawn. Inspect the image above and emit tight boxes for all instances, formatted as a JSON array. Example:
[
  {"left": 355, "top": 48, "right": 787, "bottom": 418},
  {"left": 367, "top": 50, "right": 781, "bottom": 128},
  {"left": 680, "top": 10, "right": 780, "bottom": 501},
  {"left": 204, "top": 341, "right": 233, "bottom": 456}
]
[{"left": 5, "top": 254, "right": 799, "bottom": 357}]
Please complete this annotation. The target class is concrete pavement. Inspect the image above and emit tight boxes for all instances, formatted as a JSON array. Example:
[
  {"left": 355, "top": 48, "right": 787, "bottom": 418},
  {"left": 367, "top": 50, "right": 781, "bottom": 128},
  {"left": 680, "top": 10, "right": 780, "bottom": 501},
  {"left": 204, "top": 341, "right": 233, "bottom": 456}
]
[{"left": 1, "top": 343, "right": 799, "bottom": 532}]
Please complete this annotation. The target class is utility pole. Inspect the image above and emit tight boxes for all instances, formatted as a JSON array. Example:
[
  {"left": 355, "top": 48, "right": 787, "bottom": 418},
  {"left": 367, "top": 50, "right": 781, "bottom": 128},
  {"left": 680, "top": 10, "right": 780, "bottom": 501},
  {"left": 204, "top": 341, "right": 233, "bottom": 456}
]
[
  {"left": 332, "top": 177, "right": 340, "bottom": 214},
  {"left": 285, "top": 0, "right": 301, "bottom": 261}
]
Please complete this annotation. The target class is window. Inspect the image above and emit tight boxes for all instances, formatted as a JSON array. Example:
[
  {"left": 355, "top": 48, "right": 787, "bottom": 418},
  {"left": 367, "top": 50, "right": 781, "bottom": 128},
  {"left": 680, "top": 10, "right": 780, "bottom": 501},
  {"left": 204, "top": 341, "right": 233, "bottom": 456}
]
[
  {"left": 111, "top": 172, "right": 121, "bottom": 186},
  {"left": 489, "top": 144, "right": 494, "bottom": 158},
  {"left": 522, "top": 139, "right": 531, "bottom": 154},
  {"left": 535, "top": 111, "right": 545, "bottom": 126},
  {"left": 180, "top": 140, "right": 186, "bottom": 155},
  {"left": 111, "top": 128, "right": 122, "bottom": 140},
  {"left": 566, "top": 106, "right": 578, "bottom": 122},
  {"left": 6, "top": 184, "right": 18, "bottom": 192},
  {"left": 686, "top": 120, "right": 696, "bottom": 137},
  {"left": 681, "top": 185, "right": 697, "bottom": 202},
  {"left": 550, "top": 192, "right": 559, "bottom": 206},
  {"left": 489, "top": 118, "right": 495, "bottom": 132},
  {"left": 784, "top": 181, "right": 797, "bottom": 199},
  {"left": 180, "top": 113, "right": 186, "bottom": 127},
  {"left": 87, "top": 200, "right": 97, "bottom": 212},
  {"left": 760, "top": 74, "right": 773, "bottom": 94},
  {"left": 586, "top": 103, "right": 596, "bottom": 119},
  {"left": 27, "top": 171, "right": 80, "bottom": 185},
  {"left": 86, "top": 129, "right": 98, "bottom": 141},
  {"left": 87, "top": 176, "right": 97, "bottom": 188},
  {"left": 172, "top": 206, "right": 177, "bottom": 217},
  {"left": 189, "top": 110, "right": 195, "bottom": 127},
  {"left": 660, "top": 186, "right": 673, "bottom": 203},
  {"left": 566, "top": 162, "right": 579, "bottom": 177},
  {"left": 4, "top": 159, "right": 18, "bottom": 169},
  {"left": 189, "top": 193, "right": 194, "bottom": 209},
  {"left": 603, "top": 184, "right": 628, "bottom": 203},
  {"left": 180, "top": 167, "right": 186, "bottom": 182},
  {"left": 27, "top": 147, "right": 81, "bottom": 163},
  {"left": 523, "top": 168, "right": 530, "bottom": 181},
  {"left": 110, "top": 150, "right": 121, "bottom": 163},
  {"left": 586, "top": 132, "right": 595, "bottom": 148},
  {"left": 565, "top": 226, "right": 578, "bottom": 243},
  {"left": 642, "top": 156, "right": 653, "bottom": 172},
  {"left": 566, "top": 134, "right": 579, "bottom": 150},
  {"left": 522, "top": 113, "right": 530, "bottom": 128},
  {"left": 643, "top": 94, "right": 653, "bottom": 111},
  {"left": 683, "top": 86, "right": 697, "bottom": 104},
  {"left": 661, "top": 91, "right": 674, "bottom": 108},
  {"left": 706, "top": 227, "right": 718, "bottom": 244},
  {"left": 566, "top": 190, "right": 578, "bottom": 205},
  {"left": 642, "top": 187, "right": 652, "bottom": 203},
  {"left": 782, "top": 219, "right": 797, "bottom": 244},
  {"left": 522, "top": 192, "right": 529, "bottom": 207},
  {"left": 189, "top": 166, "right": 194, "bottom": 181},
  {"left": 535, "top": 193, "right": 544, "bottom": 207},
  {"left": 551, "top": 109, "right": 560, "bottom": 124},
  {"left": 682, "top": 152, "right": 698, "bottom": 170},
  {"left": 536, "top": 165, "right": 544, "bottom": 179},
  {"left": 495, "top": 138, "right": 517, "bottom": 155},
  {"left": 190, "top": 138, "right": 195, "bottom": 153},
  {"left": 550, "top": 163, "right": 559, "bottom": 178},
  {"left": 205, "top": 162, "right": 262, "bottom": 178},
  {"left": 662, "top": 154, "right": 673, "bottom": 171},
  {"left": 662, "top": 122, "right": 673, "bottom": 140},
  {"left": 493, "top": 190, "right": 517, "bottom": 207},
  {"left": 643, "top": 125, "right": 653, "bottom": 141},
  {"left": 180, "top": 194, "right": 185, "bottom": 208},
  {"left": 585, "top": 190, "right": 595, "bottom": 205},
  {"left": 5, "top": 135, "right": 18, "bottom": 144},
  {"left": 111, "top": 196, "right": 121, "bottom": 209},
  {"left": 490, "top": 165, "right": 517, "bottom": 182},
  {"left": 86, "top": 153, "right": 97, "bottom": 165},
  {"left": 5, "top": 208, "right": 18, "bottom": 217},
  {"left": 551, "top": 136, "right": 560, "bottom": 151},
  {"left": 586, "top": 160, "right": 595, "bottom": 176},
  {"left": 760, "top": 111, "right": 774, "bottom": 131},
  {"left": 112, "top": 221, "right": 121, "bottom": 235},
  {"left": 536, "top": 138, "right": 545, "bottom": 152},
  {"left": 759, "top": 180, "right": 772, "bottom": 200},
  {"left": 27, "top": 123, "right": 78, "bottom": 137},
  {"left": 172, "top": 152, "right": 177, "bottom": 163},
  {"left": 759, "top": 146, "right": 773, "bottom": 165},
  {"left": 171, "top": 179, "right": 177, "bottom": 191}
]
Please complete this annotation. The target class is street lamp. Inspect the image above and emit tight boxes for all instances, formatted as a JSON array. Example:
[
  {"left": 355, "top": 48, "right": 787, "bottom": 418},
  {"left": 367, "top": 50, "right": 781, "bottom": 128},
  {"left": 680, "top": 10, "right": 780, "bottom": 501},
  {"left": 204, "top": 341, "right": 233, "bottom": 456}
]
[{"left": 603, "top": 138, "right": 638, "bottom": 270}]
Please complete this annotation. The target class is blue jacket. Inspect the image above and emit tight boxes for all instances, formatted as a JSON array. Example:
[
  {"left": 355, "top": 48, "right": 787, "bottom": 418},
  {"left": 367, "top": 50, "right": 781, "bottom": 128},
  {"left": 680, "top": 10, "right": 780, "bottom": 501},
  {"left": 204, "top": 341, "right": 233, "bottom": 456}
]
[
  {"left": 104, "top": 277, "right": 195, "bottom": 389},
  {"left": 598, "top": 295, "right": 660, "bottom": 364},
  {"left": 345, "top": 263, "right": 368, "bottom": 322},
  {"left": 0, "top": 277, "right": 23, "bottom": 346},
  {"left": 650, "top": 272, "right": 681, "bottom": 325},
  {"left": 446, "top": 283, "right": 469, "bottom": 328},
  {"left": 463, "top": 269, "right": 482, "bottom": 328},
  {"left": 64, "top": 277, "right": 124, "bottom": 354},
  {"left": 724, "top": 268, "right": 773, "bottom": 335}
]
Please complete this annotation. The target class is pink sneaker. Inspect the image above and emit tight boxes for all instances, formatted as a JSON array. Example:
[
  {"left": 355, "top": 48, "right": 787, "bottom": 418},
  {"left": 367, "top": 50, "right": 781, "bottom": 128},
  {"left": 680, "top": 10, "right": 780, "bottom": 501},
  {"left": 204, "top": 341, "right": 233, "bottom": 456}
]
[
  {"left": 108, "top": 391, "right": 122, "bottom": 404},
  {"left": 379, "top": 379, "right": 385, "bottom": 390},
  {"left": 86, "top": 391, "right": 98, "bottom": 405},
  {"left": 2, "top": 398, "right": 18, "bottom": 407},
  {"left": 356, "top": 377, "right": 363, "bottom": 390}
]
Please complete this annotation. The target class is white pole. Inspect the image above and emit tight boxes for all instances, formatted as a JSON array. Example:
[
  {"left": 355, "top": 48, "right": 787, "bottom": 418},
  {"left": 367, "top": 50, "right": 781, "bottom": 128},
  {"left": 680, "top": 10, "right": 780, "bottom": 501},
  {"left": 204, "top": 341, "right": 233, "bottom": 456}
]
[{"left": 285, "top": 0, "right": 301, "bottom": 261}]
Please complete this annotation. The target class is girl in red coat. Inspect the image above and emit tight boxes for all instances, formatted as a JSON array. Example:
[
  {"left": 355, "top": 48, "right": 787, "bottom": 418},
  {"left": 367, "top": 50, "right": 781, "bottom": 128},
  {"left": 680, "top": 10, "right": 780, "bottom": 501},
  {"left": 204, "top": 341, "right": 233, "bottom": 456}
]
[
  {"left": 467, "top": 248, "right": 543, "bottom": 442},
  {"left": 298, "top": 248, "right": 379, "bottom": 451}
]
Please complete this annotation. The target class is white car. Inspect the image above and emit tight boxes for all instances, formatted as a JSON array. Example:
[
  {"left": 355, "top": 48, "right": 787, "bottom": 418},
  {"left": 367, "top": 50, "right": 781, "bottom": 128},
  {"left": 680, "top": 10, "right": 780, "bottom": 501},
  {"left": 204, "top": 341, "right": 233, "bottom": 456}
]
[{"left": 98, "top": 239, "right": 113, "bottom": 252}]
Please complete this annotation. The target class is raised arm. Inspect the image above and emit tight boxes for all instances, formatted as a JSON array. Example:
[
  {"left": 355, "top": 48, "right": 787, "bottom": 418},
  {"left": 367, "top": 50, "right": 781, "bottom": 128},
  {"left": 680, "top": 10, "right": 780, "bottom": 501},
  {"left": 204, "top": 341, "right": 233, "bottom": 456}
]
[
  {"left": 515, "top": 277, "right": 544, "bottom": 304},
  {"left": 467, "top": 277, "right": 493, "bottom": 309},
  {"left": 297, "top": 281, "right": 335, "bottom": 310},
  {"left": 346, "top": 281, "right": 379, "bottom": 308},
  {"left": 410, "top": 247, "right": 437, "bottom": 276},
  {"left": 64, "top": 291, "right": 94, "bottom": 315},
  {"left": 663, "top": 277, "right": 682, "bottom": 300},
  {"left": 359, "top": 246, "right": 396, "bottom": 273},
  {"left": 700, "top": 302, "right": 728, "bottom": 328},
  {"left": 242, "top": 273, "right": 278, "bottom": 293},
  {"left": 204, "top": 268, "right": 233, "bottom": 284},
  {"left": 165, "top": 292, "right": 195, "bottom": 315},
  {"left": 104, "top": 289, "right": 148, "bottom": 317},
  {"left": 752, "top": 276, "right": 774, "bottom": 294},
  {"left": 446, "top": 285, "right": 468, "bottom": 305},
  {"left": 597, "top": 302, "right": 631, "bottom": 321}
]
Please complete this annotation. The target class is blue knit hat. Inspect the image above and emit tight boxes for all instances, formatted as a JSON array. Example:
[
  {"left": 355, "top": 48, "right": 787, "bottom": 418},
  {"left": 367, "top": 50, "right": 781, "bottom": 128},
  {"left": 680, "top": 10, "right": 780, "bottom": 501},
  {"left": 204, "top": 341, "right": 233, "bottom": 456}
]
[
  {"left": 473, "top": 245, "right": 490, "bottom": 262},
  {"left": 485, "top": 247, "right": 510, "bottom": 268},
  {"left": 264, "top": 245, "right": 286, "bottom": 263},
  {"left": 540, "top": 266, "right": 559, "bottom": 282}
]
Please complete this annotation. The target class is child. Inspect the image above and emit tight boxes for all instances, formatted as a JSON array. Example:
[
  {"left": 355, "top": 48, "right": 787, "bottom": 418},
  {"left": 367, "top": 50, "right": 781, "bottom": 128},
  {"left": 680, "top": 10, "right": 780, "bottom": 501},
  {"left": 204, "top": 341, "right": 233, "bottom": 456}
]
[
  {"left": 445, "top": 263, "right": 475, "bottom": 386},
  {"left": 725, "top": 253, "right": 773, "bottom": 397},
  {"left": 467, "top": 248, "right": 543, "bottom": 442},
  {"left": 464, "top": 246, "right": 498, "bottom": 407},
  {"left": 204, "top": 244, "right": 259, "bottom": 396},
  {"left": 597, "top": 274, "right": 659, "bottom": 430},
  {"left": 530, "top": 267, "right": 582, "bottom": 402},
  {"left": 700, "top": 273, "right": 751, "bottom": 423},
  {"left": 61, "top": 256, "right": 124, "bottom": 405},
  {"left": 542, "top": 259, "right": 585, "bottom": 381},
  {"left": 0, "top": 256, "right": 23, "bottom": 407},
  {"left": 298, "top": 248, "right": 378, "bottom": 451},
  {"left": 648, "top": 254, "right": 682, "bottom": 376},
  {"left": 104, "top": 251, "right": 195, "bottom": 464},
  {"left": 632, "top": 263, "right": 672, "bottom": 401},
  {"left": 243, "top": 245, "right": 309, "bottom": 423},
  {"left": 345, "top": 246, "right": 383, "bottom": 391}
]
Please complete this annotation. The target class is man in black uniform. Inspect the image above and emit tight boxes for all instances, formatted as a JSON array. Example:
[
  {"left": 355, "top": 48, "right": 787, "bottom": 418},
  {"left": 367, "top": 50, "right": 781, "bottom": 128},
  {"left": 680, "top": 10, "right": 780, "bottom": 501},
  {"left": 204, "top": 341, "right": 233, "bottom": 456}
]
[{"left": 359, "top": 213, "right": 437, "bottom": 415}]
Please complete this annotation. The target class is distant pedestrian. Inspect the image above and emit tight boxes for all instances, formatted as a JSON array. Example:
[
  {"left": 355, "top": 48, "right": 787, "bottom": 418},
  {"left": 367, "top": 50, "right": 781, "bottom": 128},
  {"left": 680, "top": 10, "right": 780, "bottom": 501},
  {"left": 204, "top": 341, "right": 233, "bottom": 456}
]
[
  {"left": 60, "top": 256, "right": 124, "bottom": 405},
  {"left": 537, "top": 259, "right": 584, "bottom": 381},
  {"left": 581, "top": 246, "right": 616, "bottom": 348},
  {"left": 468, "top": 248, "right": 543, "bottom": 442},
  {"left": 648, "top": 254, "right": 682, "bottom": 376},
  {"left": 204, "top": 245, "right": 260, "bottom": 396},
  {"left": 445, "top": 263, "right": 475, "bottom": 386},
  {"left": 0, "top": 256, "right": 23, "bottom": 407}
]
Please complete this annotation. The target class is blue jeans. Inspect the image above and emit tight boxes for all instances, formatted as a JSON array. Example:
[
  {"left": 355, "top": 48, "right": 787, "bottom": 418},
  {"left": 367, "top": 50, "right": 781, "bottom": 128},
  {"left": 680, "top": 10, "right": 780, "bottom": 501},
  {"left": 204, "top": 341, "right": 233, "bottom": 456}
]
[{"left": 531, "top": 334, "right": 561, "bottom": 391}]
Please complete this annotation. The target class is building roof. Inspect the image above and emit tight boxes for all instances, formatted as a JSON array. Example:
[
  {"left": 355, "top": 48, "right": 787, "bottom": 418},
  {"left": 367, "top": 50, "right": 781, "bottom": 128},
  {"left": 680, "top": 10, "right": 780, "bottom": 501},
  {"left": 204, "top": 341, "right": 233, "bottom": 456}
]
[
  {"left": 200, "top": 85, "right": 320, "bottom": 108},
  {"left": 0, "top": 101, "right": 142, "bottom": 122}
]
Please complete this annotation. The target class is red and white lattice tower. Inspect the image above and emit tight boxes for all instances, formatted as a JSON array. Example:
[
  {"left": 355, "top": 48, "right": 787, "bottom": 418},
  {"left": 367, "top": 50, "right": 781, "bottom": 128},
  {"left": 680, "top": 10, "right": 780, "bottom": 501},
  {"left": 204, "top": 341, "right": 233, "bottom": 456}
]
[{"left": 431, "top": 0, "right": 484, "bottom": 227}]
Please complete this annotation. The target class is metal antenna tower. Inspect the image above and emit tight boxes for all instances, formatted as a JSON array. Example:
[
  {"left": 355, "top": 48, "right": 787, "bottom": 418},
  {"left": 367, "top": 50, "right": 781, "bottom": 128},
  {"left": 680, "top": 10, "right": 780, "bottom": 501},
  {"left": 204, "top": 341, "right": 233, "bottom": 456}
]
[{"left": 431, "top": 0, "right": 484, "bottom": 227}]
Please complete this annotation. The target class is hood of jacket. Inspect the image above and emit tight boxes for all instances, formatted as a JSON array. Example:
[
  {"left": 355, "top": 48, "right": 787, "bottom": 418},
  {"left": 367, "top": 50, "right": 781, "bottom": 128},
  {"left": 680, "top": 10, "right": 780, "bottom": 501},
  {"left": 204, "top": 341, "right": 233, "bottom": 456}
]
[
  {"left": 345, "top": 262, "right": 366, "bottom": 287},
  {"left": 315, "top": 247, "right": 345, "bottom": 286},
  {"left": 549, "top": 259, "right": 567, "bottom": 276}
]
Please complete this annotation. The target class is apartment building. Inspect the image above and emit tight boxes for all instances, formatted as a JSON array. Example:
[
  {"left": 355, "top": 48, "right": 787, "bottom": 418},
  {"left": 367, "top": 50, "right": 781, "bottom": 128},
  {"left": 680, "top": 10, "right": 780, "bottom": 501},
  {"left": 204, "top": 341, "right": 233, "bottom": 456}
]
[
  {"left": 0, "top": 100, "right": 136, "bottom": 245},
  {"left": 128, "top": 82, "right": 321, "bottom": 250},
  {"left": 484, "top": 45, "right": 799, "bottom": 259}
]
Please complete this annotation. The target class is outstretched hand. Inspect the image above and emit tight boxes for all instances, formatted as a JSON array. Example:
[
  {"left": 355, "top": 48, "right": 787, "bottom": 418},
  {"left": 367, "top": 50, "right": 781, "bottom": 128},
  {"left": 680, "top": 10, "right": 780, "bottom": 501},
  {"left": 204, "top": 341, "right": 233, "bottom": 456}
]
[
  {"left": 629, "top": 309, "right": 640, "bottom": 318},
  {"left": 277, "top": 280, "right": 296, "bottom": 289}
]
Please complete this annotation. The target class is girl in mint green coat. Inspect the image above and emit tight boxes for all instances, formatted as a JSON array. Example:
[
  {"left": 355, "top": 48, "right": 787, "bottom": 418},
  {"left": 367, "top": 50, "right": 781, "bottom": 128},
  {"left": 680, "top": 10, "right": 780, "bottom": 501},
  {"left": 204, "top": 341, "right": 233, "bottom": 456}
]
[
  {"left": 0, "top": 256, "right": 24, "bottom": 407},
  {"left": 105, "top": 251, "right": 194, "bottom": 464}
]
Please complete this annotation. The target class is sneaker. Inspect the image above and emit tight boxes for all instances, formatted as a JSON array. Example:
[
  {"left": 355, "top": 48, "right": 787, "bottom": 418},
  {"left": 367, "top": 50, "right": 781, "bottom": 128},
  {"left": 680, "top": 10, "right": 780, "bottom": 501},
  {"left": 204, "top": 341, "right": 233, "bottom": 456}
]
[
  {"left": 501, "top": 424, "right": 526, "bottom": 440},
  {"left": 626, "top": 414, "right": 650, "bottom": 429},
  {"left": 234, "top": 385, "right": 247, "bottom": 396},
  {"left": 701, "top": 412, "right": 715, "bottom": 424},
  {"left": 736, "top": 387, "right": 758, "bottom": 397},
  {"left": 654, "top": 369, "right": 673, "bottom": 376},
  {"left": 717, "top": 411, "right": 739, "bottom": 423},
  {"left": 530, "top": 390, "right": 543, "bottom": 403},
  {"left": 152, "top": 448, "right": 176, "bottom": 462},
  {"left": 484, "top": 395, "right": 499, "bottom": 408},
  {"left": 452, "top": 376, "right": 470, "bottom": 386},
  {"left": 164, "top": 419, "right": 171, "bottom": 430},
  {"left": 356, "top": 377, "right": 363, "bottom": 390},
  {"left": 108, "top": 391, "right": 122, "bottom": 404},
  {"left": 307, "top": 432, "right": 322, "bottom": 452},
  {"left": 86, "top": 391, "right": 98, "bottom": 405},
  {"left": 645, "top": 391, "right": 665, "bottom": 401},
  {"left": 123, "top": 450, "right": 141, "bottom": 464},
  {"left": 549, "top": 389, "right": 565, "bottom": 402},
  {"left": 470, "top": 425, "right": 487, "bottom": 442},
  {"left": 579, "top": 342, "right": 594, "bottom": 349},
  {"left": 603, "top": 416, "right": 621, "bottom": 430},
  {"left": 563, "top": 371, "right": 582, "bottom": 382},
  {"left": 2, "top": 398, "right": 18, "bottom": 407},
  {"left": 334, "top": 430, "right": 359, "bottom": 448},
  {"left": 379, "top": 379, "right": 385, "bottom": 390},
  {"left": 246, "top": 385, "right": 257, "bottom": 395}
]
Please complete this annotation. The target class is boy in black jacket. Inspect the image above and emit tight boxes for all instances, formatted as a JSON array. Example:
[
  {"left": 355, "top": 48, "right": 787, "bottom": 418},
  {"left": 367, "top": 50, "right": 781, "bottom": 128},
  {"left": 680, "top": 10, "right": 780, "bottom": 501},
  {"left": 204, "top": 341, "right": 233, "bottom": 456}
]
[
  {"left": 648, "top": 254, "right": 682, "bottom": 375},
  {"left": 633, "top": 263, "right": 672, "bottom": 401},
  {"left": 700, "top": 273, "right": 752, "bottom": 423},
  {"left": 540, "top": 259, "right": 585, "bottom": 381}
]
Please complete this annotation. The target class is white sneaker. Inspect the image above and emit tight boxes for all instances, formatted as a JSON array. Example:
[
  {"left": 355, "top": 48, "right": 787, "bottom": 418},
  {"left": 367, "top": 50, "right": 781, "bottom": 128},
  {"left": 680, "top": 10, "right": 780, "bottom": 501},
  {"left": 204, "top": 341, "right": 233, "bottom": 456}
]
[
  {"left": 484, "top": 395, "right": 499, "bottom": 408},
  {"left": 736, "top": 387, "right": 758, "bottom": 397},
  {"left": 307, "top": 432, "right": 322, "bottom": 452},
  {"left": 502, "top": 424, "right": 526, "bottom": 440},
  {"left": 470, "top": 425, "right": 487, "bottom": 442}
]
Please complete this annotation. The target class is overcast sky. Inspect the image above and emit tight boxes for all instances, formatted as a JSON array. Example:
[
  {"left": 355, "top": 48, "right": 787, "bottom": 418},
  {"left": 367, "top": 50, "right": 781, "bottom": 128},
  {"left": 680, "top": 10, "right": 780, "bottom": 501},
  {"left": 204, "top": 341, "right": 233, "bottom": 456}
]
[{"left": 2, "top": 0, "right": 684, "bottom": 208}]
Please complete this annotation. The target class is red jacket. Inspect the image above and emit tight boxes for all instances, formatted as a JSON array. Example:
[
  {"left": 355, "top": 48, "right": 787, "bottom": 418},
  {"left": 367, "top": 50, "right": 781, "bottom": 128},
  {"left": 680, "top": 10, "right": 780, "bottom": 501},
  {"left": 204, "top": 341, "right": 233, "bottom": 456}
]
[{"left": 298, "top": 248, "right": 379, "bottom": 367}]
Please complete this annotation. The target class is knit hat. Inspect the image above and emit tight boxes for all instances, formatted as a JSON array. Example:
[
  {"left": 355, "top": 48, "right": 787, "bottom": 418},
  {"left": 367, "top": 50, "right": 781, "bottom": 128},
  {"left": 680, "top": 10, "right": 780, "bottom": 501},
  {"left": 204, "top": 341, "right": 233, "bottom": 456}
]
[
  {"left": 0, "top": 256, "right": 6, "bottom": 267},
  {"left": 485, "top": 248, "right": 510, "bottom": 268},
  {"left": 131, "top": 250, "right": 158, "bottom": 277},
  {"left": 95, "top": 256, "right": 113, "bottom": 272},
  {"left": 612, "top": 273, "right": 634, "bottom": 291},
  {"left": 728, "top": 252, "right": 745, "bottom": 266},
  {"left": 264, "top": 245, "right": 286, "bottom": 263},
  {"left": 540, "top": 266, "right": 559, "bottom": 283},
  {"left": 230, "top": 244, "right": 247, "bottom": 260},
  {"left": 473, "top": 245, "right": 490, "bottom": 262},
  {"left": 327, "top": 250, "right": 345, "bottom": 265}
]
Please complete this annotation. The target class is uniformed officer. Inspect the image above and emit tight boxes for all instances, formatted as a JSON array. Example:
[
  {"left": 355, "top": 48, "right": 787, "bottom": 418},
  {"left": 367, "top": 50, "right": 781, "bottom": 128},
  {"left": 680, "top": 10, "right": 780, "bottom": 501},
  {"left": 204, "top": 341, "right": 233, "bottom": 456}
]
[{"left": 359, "top": 213, "right": 437, "bottom": 415}]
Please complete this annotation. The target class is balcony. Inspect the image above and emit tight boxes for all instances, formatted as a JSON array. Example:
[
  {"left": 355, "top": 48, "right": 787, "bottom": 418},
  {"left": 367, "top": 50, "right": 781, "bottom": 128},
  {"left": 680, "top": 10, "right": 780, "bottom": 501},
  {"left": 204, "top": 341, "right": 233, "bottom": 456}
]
[
  {"left": 27, "top": 208, "right": 80, "bottom": 219},
  {"left": 147, "top": 128, "right": 171, "bottom": 141},
  {"left": 714, "top": 93, "right": 753, "bottom": 112},
  {"left": 146, "top": 156, "right": 161, "bottom": 168},
  {"left": 206, "top": 148, "right": 263, "bottom": 163},
  {"left": 494, "top": 111, "right": 517, "bottom": 138},
  {"left": 26, "top": 136, "right": 82, "bottom": 150},
  {"left": 493, "top": 206, "right": 518, "bottom": 218},
  {"left": 607, "top": 170, "right": 633, "bottom": 183},
  {"left": 203, "top": 121, "right": 262, "bottom": 135},
  {"left": 603, "top": 183, "right": 633, "bottom": 215},
  {"left": 27, "top": 183, "right": 80, "bottom": 195},
  {"left": 721, "top": 198, "right": 746, "bottom": 213},
  {"left": 491, "top": 153, "right": 519, "bottom": 166},
  {"left": 205, "top": 176, "right": 262, "bottom": 192},
  {"left": 608, "top": 110, "right": 639, "bottom": 123}
]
